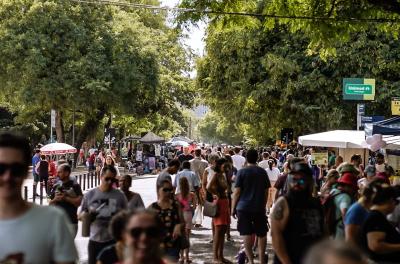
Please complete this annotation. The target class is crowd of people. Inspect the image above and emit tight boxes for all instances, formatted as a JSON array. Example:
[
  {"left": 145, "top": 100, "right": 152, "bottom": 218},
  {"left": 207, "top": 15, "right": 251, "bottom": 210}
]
[{"left": 2, "top": 131, "right": 400, "bottom": 264}]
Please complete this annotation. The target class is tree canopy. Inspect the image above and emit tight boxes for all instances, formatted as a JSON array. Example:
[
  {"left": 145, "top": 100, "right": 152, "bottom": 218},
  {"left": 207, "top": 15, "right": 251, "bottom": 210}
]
[
  {"left": 0, "top": 0, "right": 194, "bottom": 147},
  {"left": 194, "top": 24, "right": 400, "bottom": 145}
]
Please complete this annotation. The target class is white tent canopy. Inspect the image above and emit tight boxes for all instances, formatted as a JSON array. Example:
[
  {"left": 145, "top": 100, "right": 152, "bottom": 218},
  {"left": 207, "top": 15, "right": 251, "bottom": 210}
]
[{"left": 298, "top": 130, "right": 400, "bottom": 149}]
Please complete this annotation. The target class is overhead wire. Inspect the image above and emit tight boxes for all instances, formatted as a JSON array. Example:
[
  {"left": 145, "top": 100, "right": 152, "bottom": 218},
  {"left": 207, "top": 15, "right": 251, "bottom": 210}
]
[{"left": 69, "top": 0, "right": 400, "bottom": 23}]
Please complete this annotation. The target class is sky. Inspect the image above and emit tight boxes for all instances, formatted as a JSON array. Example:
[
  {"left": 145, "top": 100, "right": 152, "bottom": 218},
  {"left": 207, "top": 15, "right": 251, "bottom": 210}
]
[{"left": 160, "top": 0, "right": 206, "bottom": 56}]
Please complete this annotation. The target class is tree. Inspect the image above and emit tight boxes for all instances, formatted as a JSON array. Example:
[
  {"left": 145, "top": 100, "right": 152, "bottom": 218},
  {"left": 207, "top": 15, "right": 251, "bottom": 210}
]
[
  {"left": 0, "top": 0, "right": 194, "bottom": 150},
  {"left": 179, "top": 0, "right": 400, "bottom": 53},
  {"left": 195, "top": 24, "right": 400, "bottom": 144}
]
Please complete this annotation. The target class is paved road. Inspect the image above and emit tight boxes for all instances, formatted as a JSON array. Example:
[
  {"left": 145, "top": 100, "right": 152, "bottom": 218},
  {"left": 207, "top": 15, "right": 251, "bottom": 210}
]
[{"left": 25, "top": 172, "right": 273, "bottom": 263}]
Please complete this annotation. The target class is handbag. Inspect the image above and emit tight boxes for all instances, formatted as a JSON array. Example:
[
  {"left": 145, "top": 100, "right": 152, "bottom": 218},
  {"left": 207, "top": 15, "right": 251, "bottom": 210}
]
[{"left": 203, "top": 200, "right": 218, "bottom": 217}]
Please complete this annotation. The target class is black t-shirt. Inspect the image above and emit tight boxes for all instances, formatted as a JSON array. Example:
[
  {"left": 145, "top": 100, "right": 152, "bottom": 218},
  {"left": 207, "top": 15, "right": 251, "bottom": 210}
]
[
  {"left": 49, "top": 179, "right": 83, "bottom": 223},
  {"left": 235, "top": 166, "right": 271, "bottom": 212},
  {"left": 361, "top": 210, "right": 400, "bottom": 262},
  {"left": 38, "top": 160, "right": 49, "bottom": 178},
  {"left": 97, "top": 244, "right": 119, "bottom": 264}
]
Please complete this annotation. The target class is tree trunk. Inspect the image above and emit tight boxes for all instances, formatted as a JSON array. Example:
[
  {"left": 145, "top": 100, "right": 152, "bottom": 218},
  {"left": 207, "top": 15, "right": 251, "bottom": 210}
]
[
  {"left": 74, "top": 107, "right": 107, "bottom": 164},
  {"left": 55, "top": 110, "right": 65, "bottom": 143}
]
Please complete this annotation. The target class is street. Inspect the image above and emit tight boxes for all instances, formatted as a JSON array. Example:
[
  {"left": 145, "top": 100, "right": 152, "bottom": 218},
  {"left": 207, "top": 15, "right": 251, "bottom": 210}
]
[{"left": 64, "top": 173, "right": 272, "bottom": 264}]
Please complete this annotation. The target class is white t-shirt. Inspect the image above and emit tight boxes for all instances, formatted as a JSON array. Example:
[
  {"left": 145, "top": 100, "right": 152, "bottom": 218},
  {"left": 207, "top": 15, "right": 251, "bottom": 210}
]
[
  {"left": 0, "top": 204, "right": 77, "bottom": 264},
  {"left": 258, "top": 160, "right": 269, "bottom": 170},
  {"left": 206, "top": 166, "right": 216, "bottom": 189},
  {"left": 266, "top": 167, "right": 280, "bottom": 182},
  {"left": 232, "top": 154, "right": 246, "bottom": 170}
]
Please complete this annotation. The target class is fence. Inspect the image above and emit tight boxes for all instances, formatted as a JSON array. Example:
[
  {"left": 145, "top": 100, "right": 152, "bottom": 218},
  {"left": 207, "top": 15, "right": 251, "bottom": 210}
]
[{"left": 23, "top": 171, "right": 101, "bottom": 205}]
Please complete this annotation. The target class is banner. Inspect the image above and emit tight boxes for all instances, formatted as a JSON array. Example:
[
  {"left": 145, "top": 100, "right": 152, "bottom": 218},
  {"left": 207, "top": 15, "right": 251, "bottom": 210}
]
[{"left": 311, "top": 152, "right": 328, "bottom": 166}]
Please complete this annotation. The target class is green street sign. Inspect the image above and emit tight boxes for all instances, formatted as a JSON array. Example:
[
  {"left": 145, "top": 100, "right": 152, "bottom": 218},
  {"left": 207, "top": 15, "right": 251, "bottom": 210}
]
[
  {"left": 344, "top": 84, "right": 373, "bottom": 95},
  {"left": 343, "top": 78, "right": 375, "bottom": 101}
]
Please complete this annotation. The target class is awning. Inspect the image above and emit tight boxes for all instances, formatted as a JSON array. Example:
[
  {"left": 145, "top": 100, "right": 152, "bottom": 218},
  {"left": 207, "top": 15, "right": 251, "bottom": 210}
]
[
  {"left": 365, "top": 116, "right": 400, "bottom": 136},
  {"left": 139, "top": 132, "right": 165, "bottom": 144},
  {"left": 299, "top": 130, "right": 400, "bottom": 150},
  {"left": 299, "top": 130, "right": 365, "bottom": 148}
]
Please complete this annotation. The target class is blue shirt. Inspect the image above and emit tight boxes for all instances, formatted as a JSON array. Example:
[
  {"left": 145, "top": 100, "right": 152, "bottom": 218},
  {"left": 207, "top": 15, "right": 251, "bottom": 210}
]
[
  {"left": 173, "top": 169, "right": 199, "bottom": 193},
  {"left": 32, "top": 154, "right": 40, "bottom": 172},
  {"left": 345, "top": 202, "right": 369, "bottom": 226},
  {"left": 235, "top": 165, "right": 271, "bottom": 212}
]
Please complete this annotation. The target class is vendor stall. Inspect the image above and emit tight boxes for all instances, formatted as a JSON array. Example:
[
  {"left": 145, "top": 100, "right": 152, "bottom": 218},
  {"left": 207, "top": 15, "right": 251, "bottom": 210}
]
[{"left": 298, "top": 130, "right": 366, "bottom": 164}]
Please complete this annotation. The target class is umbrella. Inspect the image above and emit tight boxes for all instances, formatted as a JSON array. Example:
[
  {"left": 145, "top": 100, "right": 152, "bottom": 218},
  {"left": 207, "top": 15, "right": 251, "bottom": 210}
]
[
  {"left": 171, "top": 140, "right": 189, "bottom": 147},
  {"left": 40, "top": 143, "right": 77, "bottom": 155}
]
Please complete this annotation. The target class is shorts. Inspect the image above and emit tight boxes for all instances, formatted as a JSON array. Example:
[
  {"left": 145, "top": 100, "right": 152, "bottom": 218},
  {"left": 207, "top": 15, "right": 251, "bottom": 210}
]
[
  {"left": 33, "top": 173, "right": 39, "bottom": 183},
  {"left": 237, "top": 210, "right": 268, "bottom": 237}
]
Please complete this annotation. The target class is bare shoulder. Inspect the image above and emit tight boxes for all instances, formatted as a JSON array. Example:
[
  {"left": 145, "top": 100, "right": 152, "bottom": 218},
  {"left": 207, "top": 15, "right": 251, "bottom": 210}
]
[{"left": 271, "top": 196, "right": 288, "bottom": 221}]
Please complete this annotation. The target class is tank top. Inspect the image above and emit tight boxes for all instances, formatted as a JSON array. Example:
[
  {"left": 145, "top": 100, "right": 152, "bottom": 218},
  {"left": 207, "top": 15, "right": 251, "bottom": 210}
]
[
  {"left": 177, "top": 194, "right": 192, "bottom": 212},
  {"left": 273, "top": 196, "right": 324, "bottom": 264},
  {"left": 206, "top": 167, "right": 215, "bottom": 189}
]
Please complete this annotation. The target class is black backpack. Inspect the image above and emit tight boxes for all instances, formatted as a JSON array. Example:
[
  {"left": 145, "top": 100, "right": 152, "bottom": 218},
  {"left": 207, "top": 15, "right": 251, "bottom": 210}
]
[{"left": 322, "top": 191, "right": 342, "bottom": 236}]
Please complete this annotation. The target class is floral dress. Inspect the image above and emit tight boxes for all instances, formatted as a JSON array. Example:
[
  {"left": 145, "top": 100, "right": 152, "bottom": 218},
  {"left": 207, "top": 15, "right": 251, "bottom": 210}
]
[{"left": 149, "top": 201, "right": 181, "bottom": 250}]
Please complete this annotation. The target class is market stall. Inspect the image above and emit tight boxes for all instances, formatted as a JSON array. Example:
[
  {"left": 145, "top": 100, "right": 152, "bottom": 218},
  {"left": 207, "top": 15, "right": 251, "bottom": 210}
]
[
  {"left": 136, "top": 132, "right": 165, "bottom": 174},
  {"left": 364, "top": 117, "right": 400, "bottom": 173},
  {"left": 298, "top": 130, "right": 366, "bottom": 163}
]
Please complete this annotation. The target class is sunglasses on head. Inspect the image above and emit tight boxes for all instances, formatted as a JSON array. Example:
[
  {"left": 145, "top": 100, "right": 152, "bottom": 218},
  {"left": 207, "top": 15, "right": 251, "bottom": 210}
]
[
  {"left": 0, "top": 163, "right": 26, "bottom": 177},
  {"left": 129, "top": 226, "right": 161, "bottom": 238},
  {"left": 162, "top": 187, "right": 173, "bottom": 193}
]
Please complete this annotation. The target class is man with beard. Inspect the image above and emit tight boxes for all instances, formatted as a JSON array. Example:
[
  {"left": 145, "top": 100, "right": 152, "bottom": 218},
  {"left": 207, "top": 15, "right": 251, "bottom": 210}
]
[{"left": 271, "top": 162, "right": 325, "bottom": 264}]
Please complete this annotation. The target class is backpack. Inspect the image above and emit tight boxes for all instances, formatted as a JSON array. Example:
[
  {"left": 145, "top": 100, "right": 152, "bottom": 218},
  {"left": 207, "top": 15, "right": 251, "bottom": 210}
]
[{"left": 321, "top": 191, "right": 342, "bottom": 236}]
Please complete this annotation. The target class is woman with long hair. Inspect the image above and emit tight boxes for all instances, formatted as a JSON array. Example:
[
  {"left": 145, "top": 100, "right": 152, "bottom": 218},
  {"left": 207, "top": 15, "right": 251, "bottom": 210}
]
[
  {"left": 176, "top": 177, "right": 196, "bottom": 264},
  {"left": 148, "top": 180, "right": 184, "bottom": 262},
  {"left": 101, "top": 155, "right": 121, "bottom": 177},
  {"left": 266, "top": 159, "right": 280, "bottom": 210},
  {"left": 208, "top": 158, "right": 231, "bottom": 264},
  {"left": 360, "top": 183, "right": 400, "bottom": 263},
  {"left": 223, "top": 154, "right": 236, "bottom": 242}
]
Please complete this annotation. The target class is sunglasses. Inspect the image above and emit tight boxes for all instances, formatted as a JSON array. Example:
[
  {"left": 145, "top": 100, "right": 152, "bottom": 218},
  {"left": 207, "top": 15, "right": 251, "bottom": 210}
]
[
  {"left": 129, "top": 226, "right": 161, "bottom": 238},
  {"left": 103, "top": 177, "right": 114, "bottom": 182},
  {"left": 291, "top": 178, "right": 305, "bottom": 185},
  {"left": 0, "top": 163, "right": 26, "bottom": 177},
  {"left": 162, "top": 188, "right": 173, "bottom": 193}
]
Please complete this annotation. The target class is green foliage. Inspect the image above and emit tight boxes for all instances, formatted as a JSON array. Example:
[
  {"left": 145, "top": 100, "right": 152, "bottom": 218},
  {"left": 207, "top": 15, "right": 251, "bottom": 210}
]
[
  {"left": 0, "top": 0, "right": 195, "bottom": 145},
  {"left": 195, "top": 23, "right": 400, "bottom": 145},
  {"left": 179, "top": 0, "right": 400, "bottom": 53}
]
